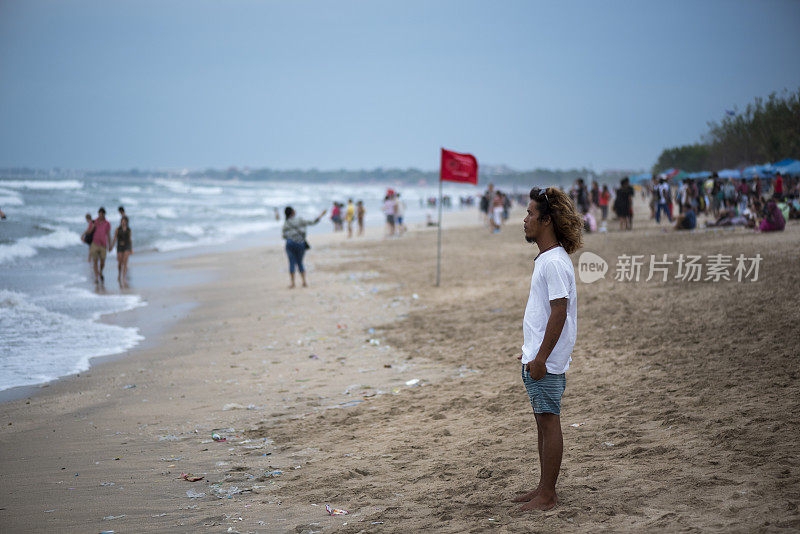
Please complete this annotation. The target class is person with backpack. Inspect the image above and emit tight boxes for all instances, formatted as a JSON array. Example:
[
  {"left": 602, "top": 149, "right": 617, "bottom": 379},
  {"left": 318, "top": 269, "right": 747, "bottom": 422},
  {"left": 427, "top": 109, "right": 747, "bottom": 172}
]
[{"left": 81, "top": 213, "right": 94, "bottom": 262}]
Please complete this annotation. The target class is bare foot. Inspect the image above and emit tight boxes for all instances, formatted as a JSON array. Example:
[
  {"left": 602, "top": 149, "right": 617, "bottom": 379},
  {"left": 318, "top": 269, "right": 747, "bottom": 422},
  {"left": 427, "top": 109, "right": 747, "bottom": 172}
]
[
  {"left": 519, "top": 493, "right": 557, "bottom": 512},
  {"left": 512, "top": 488, "right": 541, "bottom": 502},
  {"left": 302, "top": 283, "right": 308, "bottom": 288},
  {"left": 288, "top": 284, "right": 295, "bottom": 289}
]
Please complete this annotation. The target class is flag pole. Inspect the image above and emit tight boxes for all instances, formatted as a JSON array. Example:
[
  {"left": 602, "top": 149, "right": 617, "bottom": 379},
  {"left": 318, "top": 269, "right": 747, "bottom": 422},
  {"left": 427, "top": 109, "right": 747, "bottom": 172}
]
[{"left": 435, "top": 176, "right": 443, "bottom": 287}]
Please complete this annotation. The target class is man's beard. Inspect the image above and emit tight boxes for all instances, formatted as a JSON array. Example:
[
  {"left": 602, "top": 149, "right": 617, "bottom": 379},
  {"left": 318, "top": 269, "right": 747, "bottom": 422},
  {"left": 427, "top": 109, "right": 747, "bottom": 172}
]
[{"left": 525, "top": 234, "right": 536, "bottom": 244}]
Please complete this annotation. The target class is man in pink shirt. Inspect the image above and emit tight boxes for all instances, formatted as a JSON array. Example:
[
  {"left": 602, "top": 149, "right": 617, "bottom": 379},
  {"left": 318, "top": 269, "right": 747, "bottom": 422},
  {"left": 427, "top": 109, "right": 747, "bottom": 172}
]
[{"left": 89, "top": 207, "right": 112, "bottom": 283}]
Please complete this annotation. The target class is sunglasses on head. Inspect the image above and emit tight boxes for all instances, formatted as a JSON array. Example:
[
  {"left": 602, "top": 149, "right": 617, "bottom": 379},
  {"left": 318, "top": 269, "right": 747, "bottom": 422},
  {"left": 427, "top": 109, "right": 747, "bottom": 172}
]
[{"left": 535, "top": 189, "right": 550, "bottom": 209}]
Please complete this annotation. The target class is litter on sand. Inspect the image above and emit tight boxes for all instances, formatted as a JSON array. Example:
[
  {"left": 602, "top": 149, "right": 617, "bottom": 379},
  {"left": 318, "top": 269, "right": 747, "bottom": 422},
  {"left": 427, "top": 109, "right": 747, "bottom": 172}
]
[
  {"left": 211, "top": 433, "right": 227, "bottom": 442},
  {"left": 569, "top": 423, "right": 585, "bottom": 428},
  {"left": 102, "top": 515, "right": 126, "bottom": 520},
  {"left": 181, "top": 473, "right": 204, "bottom": 482},
  {"left": 186, "top": 489, "right": 206, "bottom": 498},
  {"left": 325, "top": 504, "right": 349, "bottom": 515},
  {"left": 602, "top": 441, "right": 615, "bottom": 447},
  {"left": 405, "top": 378, "right": 420, "bottom": 386}
]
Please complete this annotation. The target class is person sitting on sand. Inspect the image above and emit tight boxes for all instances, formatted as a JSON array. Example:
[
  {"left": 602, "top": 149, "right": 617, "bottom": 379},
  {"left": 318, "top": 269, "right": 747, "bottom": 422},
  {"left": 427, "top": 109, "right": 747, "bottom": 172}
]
[
  {"left": 758, "top": 196, "right": 785, "bottom": 233},
  {"left": 281, "top": 206, "right": 326, "bottom": 288},
  {"left": 674, "top": 202, "right": 696, "bottom": 231},
  {"left": 514, "top": 186, "right": 583, "bottom": 512}
]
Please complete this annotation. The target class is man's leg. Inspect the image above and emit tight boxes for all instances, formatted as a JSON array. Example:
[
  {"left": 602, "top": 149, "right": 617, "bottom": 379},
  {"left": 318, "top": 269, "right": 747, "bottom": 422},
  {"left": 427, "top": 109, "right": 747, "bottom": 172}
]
[
  {"left": 92, "top": 254, "right": 100, "bottom": 282},
  {"left": 512, "top": 414, "right": 545, "bottom": 502},
  {"left": 520, "top": 413, "right": 562, "bottom": 511}
]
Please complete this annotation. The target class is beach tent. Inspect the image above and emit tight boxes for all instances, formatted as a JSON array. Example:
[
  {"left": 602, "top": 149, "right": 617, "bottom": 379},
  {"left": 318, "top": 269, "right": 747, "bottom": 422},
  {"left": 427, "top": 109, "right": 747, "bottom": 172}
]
[
  {"left": 742, "top": 164, "right": 775, "bottom": 177},
  {"left": 630, "top": 172, "right": 653, "bottom": 184},
  {"left": 775, "top": 160, "right": 800, "bottom": 176},
  {"left": 773, "top": 158, "right": 800, "bottom": 176},
  {"left": 658, "top": 168, "right": 688, "bottom": 181},
  {"left": 772, "top": 158, "right": 797, "bottom": 168},
  {"left": 717, "top": 169, "right": 742, "bottom": 179}
]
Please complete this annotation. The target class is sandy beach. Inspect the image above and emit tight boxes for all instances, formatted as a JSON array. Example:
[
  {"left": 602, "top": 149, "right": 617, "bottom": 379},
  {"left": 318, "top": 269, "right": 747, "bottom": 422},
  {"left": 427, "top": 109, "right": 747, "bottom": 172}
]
[{"left": 1, "top": 203, "right": 799, "bottom": 533}]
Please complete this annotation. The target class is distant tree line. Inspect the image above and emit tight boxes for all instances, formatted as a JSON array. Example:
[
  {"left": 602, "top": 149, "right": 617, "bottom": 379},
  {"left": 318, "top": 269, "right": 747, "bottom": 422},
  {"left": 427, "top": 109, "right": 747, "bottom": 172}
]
[{"left": 653, "top": 88, "right": 800, "bottom": 173}]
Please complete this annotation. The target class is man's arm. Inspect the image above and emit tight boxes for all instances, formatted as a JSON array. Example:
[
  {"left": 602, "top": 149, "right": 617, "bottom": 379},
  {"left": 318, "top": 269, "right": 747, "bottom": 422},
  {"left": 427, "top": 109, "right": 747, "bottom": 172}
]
[{"left": 527, "top": 298, "right": 568, "bottom": 380}]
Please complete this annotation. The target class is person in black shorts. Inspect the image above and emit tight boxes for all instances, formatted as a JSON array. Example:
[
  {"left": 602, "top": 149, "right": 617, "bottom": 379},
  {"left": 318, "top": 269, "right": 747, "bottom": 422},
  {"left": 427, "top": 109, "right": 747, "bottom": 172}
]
[{"left": 110, "top": 215, "right": 133, "bottom": 287}]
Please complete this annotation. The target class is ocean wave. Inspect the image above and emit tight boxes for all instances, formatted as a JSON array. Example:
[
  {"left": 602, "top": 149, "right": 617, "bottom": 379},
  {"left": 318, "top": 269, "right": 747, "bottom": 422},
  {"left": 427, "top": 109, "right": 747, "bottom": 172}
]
[
  {"left": 177, "top": 224, "right": 205, "bottom": 237},
  {"left": 156, "top": 207, "right": 178, "bottom": 219},
  {"left": 0, "top": 179, "right": 83, "bottom": 190},
  {"left": 154, "top": 179, "right": 223, "bottom": 195},
  {"left": 220, "top": 220, "right": 281, "bottom": 238},
  {"left": 119, "top": 196, "right": 140, "bottom": 206},
  {"left": 0, "top": 226, "right": 81, "bottom": 264},
  {"left": 0, "top": 289, "right": 143, "bottom": 391},
  {"left": 0, "top": 195, "right": 24, "bottom": 207},
  {"left": 153, "top": 237, "right": 220, "bottom": 252},
  {"left": 33, "top": 285, "right": 146, "bottom": 321}
]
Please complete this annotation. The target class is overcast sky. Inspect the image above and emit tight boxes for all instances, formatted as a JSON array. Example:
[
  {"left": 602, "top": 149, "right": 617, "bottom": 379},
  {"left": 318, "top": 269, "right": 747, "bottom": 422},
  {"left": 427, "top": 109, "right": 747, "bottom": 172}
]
[{"left": 1, "top": 0, "right": 799, "bottom": 172}]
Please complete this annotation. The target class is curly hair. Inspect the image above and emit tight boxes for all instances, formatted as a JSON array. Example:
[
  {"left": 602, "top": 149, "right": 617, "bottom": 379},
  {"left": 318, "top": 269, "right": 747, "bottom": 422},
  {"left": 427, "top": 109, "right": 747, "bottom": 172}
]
[{"left": 529, "top": 187, "right": 584, "bottom": 254}]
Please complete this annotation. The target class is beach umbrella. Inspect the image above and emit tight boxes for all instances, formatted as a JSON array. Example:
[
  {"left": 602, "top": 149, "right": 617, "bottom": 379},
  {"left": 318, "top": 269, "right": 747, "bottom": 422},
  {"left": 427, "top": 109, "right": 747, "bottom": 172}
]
[
  {"left": 775, "top": 160, "right": 800, "bottom": 176},
  {"left": 772, "top": 158, "right": 797, "bottom": 168},
  {"left": 717, "top": 169, "right": 742, "bottom": 179},
  {"left": 742, "top": 163, "right": 775, "bottom": 177}
]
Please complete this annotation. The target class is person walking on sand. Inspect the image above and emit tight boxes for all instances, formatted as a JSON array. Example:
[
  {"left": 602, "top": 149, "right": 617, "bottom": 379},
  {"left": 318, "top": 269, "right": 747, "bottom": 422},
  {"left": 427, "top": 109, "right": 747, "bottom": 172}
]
[
  {"left": 356, "top": 200, "right": 365, "bottom": 236},
  {"left": 382, "top": 193, "right": 397, "bottom": 237},
  {"left": 345, "top": 199, "right": 355, "bottom": 238},
  {"left": 395, "top": 193, "right": 407, "bottom": 235},
  {"left": 282, "top": 206, "right": 327, "bottom": 288},
  {"left": 89, "top": 207, "right": 112, "bottom": 284},
  {"left": 110, "top": 215, "right": 133, "bottom": 286},
  {"left": 513, "top": 186, "right": 583, "bottom": 512}
]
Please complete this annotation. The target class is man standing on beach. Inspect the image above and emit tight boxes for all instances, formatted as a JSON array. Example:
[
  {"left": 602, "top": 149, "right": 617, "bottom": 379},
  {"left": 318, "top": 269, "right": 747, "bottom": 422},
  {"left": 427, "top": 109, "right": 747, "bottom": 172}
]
[
  {"left": 514, "top": 187, "right": 583, "bottom": 511},
  {"left": 89, "top": 207, "right": 112, "bottom": 284}
]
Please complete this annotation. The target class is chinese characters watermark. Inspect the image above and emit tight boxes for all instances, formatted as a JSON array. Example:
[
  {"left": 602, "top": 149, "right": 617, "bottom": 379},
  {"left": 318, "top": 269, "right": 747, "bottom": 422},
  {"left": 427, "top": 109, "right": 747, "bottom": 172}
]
[{"left": 578, "top": 252, "right": 762, "bottom": 283}]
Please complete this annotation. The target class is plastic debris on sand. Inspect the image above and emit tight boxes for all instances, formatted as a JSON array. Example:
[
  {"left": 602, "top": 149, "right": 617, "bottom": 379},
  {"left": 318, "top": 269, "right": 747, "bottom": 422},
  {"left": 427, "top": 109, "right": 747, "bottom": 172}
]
[
  {"left": 325, "top": 504, "right": 349, "bottom": 515},
  {"left": 186, "top": 489, "right": 206, "bottom": 498}
]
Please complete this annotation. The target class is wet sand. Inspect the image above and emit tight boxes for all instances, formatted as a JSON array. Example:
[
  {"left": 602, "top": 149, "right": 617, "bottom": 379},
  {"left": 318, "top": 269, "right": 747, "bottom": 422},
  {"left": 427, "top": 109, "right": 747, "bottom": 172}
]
[{"left": 1, "top": 203, "right": 798, "bottom": 533}]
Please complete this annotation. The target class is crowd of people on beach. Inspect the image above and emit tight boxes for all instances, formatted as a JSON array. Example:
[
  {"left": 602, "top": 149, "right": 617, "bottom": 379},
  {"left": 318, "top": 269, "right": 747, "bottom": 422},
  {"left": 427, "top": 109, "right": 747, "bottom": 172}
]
[
  {"left": 641, "top": 171, "right": 798, "bottom": 232},
  {"left": 562, "top": 171, "right": 797, "bottom": 235},
  {"left": 329, "top": 199, "right": 366, "bottom": 238},
  {"left": 80, "top": 205, "right": 133, "bottom": 287}
]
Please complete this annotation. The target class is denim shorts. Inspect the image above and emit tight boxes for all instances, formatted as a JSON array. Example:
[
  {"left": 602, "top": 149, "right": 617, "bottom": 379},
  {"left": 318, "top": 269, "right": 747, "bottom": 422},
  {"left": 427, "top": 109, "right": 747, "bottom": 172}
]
[{"left": 521, "top": 364, "right": 566, "bottom": 415}]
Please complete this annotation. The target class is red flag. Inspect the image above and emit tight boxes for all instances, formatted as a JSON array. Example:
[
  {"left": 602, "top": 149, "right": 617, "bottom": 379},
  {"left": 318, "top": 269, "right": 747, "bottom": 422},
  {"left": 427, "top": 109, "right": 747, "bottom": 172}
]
[{"left": 440, "top": 148, "right": 478, "bottom": 185}]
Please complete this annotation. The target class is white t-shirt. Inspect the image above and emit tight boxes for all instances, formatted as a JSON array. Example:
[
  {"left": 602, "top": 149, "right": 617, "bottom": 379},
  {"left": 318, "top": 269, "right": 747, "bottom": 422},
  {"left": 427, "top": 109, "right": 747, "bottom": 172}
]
[{"left": 520, "top": 246, "right": 577, "bottom": 374}]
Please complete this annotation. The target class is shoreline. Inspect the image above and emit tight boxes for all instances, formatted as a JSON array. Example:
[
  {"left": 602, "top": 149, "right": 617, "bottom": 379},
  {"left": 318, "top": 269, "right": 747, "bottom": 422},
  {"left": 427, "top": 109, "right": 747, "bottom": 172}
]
[{"left": 0, "top": 206, "right": 481, "bottom": 403}]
